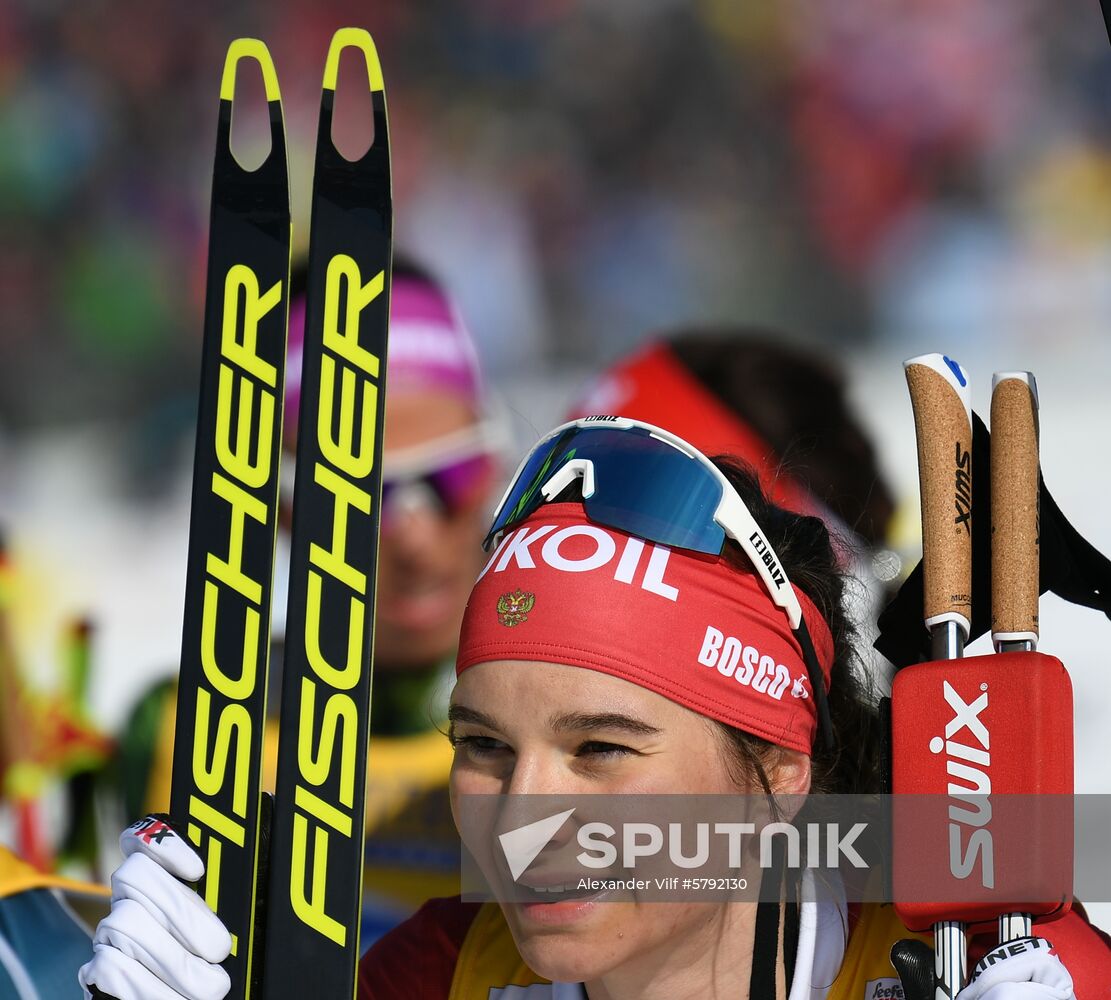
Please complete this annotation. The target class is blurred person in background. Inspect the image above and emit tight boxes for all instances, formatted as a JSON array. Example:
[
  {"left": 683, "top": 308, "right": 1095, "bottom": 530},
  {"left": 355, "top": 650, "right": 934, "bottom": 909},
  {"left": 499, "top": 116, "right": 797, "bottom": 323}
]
[
  {"left": 115, "top": 253, "right": 505, "bottom": 944},
  {"left": 569, "top": 332, "right": 897, "bottom": 608},
  {"left": 0, "top": 542, "right": 111, "bottom": 998},
  {"left": 0, "top": 845, "right": 107, "bottom": 999}
]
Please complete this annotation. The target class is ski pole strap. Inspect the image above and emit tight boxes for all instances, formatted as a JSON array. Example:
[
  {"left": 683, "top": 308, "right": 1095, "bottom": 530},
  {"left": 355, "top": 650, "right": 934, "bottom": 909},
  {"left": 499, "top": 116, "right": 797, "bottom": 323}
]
[
  {"left": 749, "top": 835, "right": 788, "bottom": 998},
  {"left": 875, "top": 411, "right": 1111, "bottom": 668}
]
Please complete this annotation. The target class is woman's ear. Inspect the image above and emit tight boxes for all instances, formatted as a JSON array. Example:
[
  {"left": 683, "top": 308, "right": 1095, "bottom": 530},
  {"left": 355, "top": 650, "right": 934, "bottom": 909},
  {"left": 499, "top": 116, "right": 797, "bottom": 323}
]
[{"left": 770, "top": 749, "right": 811, "bottom": 808}]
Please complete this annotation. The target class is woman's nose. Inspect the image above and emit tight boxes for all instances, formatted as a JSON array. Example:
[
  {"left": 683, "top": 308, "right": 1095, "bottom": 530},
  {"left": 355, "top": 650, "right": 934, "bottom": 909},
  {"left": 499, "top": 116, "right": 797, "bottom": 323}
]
[
  {"left": 497, "top": 753, "right": 580, "bottom": 846},
  {"left": 504, "top": 751, "right": 571, "bottom": 797}
]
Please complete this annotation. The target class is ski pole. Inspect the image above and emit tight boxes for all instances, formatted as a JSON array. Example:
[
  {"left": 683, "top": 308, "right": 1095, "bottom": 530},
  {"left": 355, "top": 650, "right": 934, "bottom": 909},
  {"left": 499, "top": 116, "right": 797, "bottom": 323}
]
[
  {"left": 904, "top": 353, "right": 973, "bottom": 997},
  {"left": 891, "top": 364, "right": 1075, "bottom": 998},
  {"left": 989, "top": 372, "right": 1039, "bottom": 943}
]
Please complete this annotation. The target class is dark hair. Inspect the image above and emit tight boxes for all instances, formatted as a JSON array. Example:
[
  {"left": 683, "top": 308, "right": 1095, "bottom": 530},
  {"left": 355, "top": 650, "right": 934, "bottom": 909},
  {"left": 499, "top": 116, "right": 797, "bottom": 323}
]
[
  {"left": 710, "top": 457, "right": 881, "bottom": 797},
  {"left": 667, "top": 331, "right": 894, "bottom": 549}
]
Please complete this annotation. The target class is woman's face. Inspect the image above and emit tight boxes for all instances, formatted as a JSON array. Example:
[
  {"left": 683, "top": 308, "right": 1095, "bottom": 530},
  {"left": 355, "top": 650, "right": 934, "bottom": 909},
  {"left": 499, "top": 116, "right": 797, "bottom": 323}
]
[{"left": 448, "top": 659, "right": 809, "bottom": 988}]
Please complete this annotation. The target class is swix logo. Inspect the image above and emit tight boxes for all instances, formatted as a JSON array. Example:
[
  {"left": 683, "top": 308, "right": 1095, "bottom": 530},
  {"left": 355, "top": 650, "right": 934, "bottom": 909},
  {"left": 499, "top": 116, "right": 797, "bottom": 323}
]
[
  {"left": 954, "top": 442, "right": 971, "bottom": 535},
  {"left": 747, "top": 532, "right": 786, "bottom": 588},
  {"left": 130, "top": 816, "right": 177, "bottom": 846},
  {"left": 930, "top": 680, "right": 994, "bottom": 888},
  {"left": 697, "top": 625, "right": 793, "bottom": 700},
  {"left": 477, "top": 524, "right": 680, "bottom": 601}
]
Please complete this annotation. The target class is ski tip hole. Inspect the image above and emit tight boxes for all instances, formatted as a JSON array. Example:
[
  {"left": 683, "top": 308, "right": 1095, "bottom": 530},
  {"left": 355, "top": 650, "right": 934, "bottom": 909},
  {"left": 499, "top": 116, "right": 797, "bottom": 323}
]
[
  {"left": 224, "top": 40, "right": 276, "bottom": 172},
  {"left": 221, "top": 39, "right": 280, "bottom": 104},
  {"left": 323, "top": 28, "right": 384, "bottom": 93},
  {"left": 328, "top": 34, "right": 380, "bottom": 162}
]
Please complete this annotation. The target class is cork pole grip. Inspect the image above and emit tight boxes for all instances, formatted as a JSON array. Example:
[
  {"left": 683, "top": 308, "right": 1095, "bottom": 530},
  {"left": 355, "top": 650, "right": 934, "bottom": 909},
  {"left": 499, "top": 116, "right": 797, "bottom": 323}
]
[
  {"left": 904, "top": 355, "right": 973, "bottom": 636},
  {"left": 990, "top": 373, "right": 1039, "bottom": 647}
]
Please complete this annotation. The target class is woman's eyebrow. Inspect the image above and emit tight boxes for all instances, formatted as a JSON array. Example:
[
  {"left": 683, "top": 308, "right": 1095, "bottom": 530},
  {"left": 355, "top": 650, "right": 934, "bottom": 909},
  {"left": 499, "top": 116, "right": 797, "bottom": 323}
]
[
  {"left": 547, "top": 711, "right": 662, "bottom": 737},
  {"left": 447, "top": 704, "right": 502, "bottom": 731}
]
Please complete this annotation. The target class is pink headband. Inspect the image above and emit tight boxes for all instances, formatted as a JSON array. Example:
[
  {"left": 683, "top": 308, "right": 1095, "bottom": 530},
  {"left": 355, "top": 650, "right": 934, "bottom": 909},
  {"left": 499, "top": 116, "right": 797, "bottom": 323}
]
[{"left": 285, "top": 275, "right": 483, "bottom": 432}]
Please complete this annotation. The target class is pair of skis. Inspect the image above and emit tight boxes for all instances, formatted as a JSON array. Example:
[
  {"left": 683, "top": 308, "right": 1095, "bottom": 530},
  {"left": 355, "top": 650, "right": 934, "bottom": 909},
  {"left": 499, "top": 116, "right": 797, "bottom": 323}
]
[{"left": 168, "top": 29, "right": 391, "bottom": 1000}]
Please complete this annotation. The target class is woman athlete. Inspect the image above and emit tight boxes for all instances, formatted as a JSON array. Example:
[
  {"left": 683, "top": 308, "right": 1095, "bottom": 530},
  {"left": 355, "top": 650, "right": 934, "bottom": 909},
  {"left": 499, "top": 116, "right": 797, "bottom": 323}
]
[{"left": 80, "top": 418, "right": 1106, "bottom": 999}]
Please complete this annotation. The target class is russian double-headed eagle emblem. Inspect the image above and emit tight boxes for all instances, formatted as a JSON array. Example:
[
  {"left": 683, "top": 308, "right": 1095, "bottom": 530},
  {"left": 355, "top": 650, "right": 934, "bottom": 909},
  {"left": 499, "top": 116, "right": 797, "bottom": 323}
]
[{"left": 497, "top": 589, "right": 535, "bottom": 627}]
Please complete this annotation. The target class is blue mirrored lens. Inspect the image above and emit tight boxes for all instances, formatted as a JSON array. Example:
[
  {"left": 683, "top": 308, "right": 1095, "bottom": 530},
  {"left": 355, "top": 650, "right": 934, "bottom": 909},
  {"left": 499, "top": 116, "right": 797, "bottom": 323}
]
[
  {"left": 484, "top": 427, "right": 580, "bottom": 547},
  {"left": 581, "top": 429, "right": 724, "bottom": 553},
  {"left": 484, "top": 425, "right": 725, "bottom": 554}
]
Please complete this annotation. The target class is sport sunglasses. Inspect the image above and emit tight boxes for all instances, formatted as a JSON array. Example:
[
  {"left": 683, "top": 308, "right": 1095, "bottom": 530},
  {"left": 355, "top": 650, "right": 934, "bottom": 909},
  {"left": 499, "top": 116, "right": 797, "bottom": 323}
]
[{"left": 381, "top": 423, "right": 501, "bottom": 520}]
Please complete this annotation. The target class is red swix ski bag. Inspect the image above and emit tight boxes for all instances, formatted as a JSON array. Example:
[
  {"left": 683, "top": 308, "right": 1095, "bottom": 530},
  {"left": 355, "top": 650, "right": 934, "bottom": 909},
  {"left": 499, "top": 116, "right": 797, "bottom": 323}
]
[{"left": 891, "top": 651, "right": 1073, "bottom": 932}]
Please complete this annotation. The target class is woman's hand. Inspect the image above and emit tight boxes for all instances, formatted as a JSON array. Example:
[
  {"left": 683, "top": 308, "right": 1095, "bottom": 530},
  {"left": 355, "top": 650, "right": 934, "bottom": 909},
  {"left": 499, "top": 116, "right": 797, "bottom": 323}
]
[
  {"left": 959, "top": 937, "right": 1074, "bottom": 1000},
  {"left": 78, "top": 815, "right": 232, "bottom": 1000},
  {"left": 892, "top": 937, "right": 1074, "bottom": 1000}
]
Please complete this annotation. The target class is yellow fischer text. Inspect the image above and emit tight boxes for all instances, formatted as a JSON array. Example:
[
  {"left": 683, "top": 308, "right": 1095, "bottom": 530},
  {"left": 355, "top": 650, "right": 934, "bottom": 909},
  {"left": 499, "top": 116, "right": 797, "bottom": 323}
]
[
  {"left": 188, "top": 262, "right": 281, "bottom": 932},
  {"left": 289, "top": 253, "right": 383, "bottom": 947}
]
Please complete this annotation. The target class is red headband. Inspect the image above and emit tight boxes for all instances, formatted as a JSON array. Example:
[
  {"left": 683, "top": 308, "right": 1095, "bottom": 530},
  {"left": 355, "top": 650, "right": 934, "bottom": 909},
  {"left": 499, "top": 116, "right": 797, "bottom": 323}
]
[{"left": 457, "top": 505, "right": 835, "bottom": 754}]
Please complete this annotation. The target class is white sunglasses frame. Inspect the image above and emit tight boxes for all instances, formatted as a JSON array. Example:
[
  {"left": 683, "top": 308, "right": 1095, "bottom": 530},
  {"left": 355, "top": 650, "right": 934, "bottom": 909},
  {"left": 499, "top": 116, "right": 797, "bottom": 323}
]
[{"left": 486, "top": 415, "right": 806, "bottom": 630}]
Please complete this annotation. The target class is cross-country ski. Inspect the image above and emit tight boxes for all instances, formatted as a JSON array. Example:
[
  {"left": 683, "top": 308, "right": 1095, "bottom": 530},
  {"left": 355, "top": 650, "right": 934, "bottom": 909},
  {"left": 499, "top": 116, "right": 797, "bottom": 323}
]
[
  {"left": 261, "top": 26, "right": 391, "bottom": 999},
  {"left": 166, "top": 38, "right": 290, "bottom": 1000}
]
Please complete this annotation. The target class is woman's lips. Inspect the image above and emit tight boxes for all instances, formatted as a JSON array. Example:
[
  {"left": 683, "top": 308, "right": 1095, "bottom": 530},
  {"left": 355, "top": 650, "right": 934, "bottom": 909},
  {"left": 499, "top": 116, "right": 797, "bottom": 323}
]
[
  {"left": 509, "top": 870, "right": 628, "bottom": 926},
  {"left": 515, "top": 890, "right": 611, "bottom": 926}
]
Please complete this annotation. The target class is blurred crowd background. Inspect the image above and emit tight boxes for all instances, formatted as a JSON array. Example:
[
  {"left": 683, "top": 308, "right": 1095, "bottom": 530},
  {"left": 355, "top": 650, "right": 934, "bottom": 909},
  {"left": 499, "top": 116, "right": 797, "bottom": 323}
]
[
  {"left": 6, "top": 0, "right": 1111, "bottom": 433},
  {"left": 2, "top": 0, "right": 1111, "bottom": 907}
]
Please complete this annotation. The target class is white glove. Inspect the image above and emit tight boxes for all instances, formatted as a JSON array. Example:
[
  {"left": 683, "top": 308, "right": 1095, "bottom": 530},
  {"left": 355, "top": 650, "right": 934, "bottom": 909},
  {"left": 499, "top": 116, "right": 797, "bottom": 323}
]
[
  {"left": 78, "top": 815, "right": 232, "bottom": 1000},
  {"left": 958, "top": 937, "right": 1074, "bottom": 1000}
]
